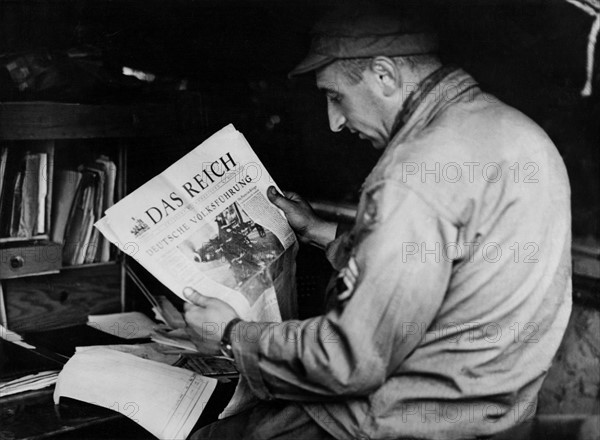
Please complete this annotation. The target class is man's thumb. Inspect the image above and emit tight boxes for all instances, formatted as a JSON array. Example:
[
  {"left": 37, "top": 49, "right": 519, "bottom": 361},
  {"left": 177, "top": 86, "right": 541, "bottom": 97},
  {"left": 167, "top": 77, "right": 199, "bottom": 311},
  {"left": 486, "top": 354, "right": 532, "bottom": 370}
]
[
  {"left": 183, "top": 287, "right": 208, "bottom": 307},
  {"left": 267, "top": 186, "right": 290, "bottom": 210}
]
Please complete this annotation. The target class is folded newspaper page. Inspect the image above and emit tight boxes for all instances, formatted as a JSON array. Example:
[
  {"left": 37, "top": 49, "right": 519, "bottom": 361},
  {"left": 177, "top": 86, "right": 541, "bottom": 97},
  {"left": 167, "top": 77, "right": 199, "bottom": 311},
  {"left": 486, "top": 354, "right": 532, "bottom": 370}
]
[{"left": 96, "top": 124, "right": 296, "bottom": 321}]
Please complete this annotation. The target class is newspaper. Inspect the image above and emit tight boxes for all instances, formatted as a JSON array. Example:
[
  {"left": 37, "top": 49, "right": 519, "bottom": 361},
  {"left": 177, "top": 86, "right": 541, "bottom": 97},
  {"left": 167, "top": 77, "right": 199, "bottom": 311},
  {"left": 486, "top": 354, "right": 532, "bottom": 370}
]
[
  {"left": 93, "top": 124, "right": 298, "bottom": 422},
  {"left": 96, "top": 124, "right": 296, "bottom": 321}
]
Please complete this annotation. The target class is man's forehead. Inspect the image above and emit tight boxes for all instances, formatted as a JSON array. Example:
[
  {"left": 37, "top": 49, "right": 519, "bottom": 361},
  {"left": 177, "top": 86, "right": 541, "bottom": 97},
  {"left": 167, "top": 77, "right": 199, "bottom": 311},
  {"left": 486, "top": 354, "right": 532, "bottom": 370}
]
[{"left": 315, "top": 63, "right": 341, "bottom": 91}]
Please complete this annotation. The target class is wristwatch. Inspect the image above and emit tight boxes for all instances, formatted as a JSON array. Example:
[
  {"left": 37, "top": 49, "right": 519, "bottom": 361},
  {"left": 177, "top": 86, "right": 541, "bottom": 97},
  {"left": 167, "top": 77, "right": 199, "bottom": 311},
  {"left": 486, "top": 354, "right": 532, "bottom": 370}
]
[{"left": 220, "top": 318, "right": 242, "bottom": 359}]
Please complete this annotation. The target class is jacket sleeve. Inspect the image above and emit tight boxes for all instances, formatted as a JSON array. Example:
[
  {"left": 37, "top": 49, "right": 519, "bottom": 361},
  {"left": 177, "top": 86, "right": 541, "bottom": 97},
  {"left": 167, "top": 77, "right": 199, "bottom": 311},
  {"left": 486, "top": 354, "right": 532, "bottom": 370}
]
[
  {"left": 233, "top": 181, "right": 458, "bottom": 401},
  {"left": 324, "top": 220, "right": 355, "bottom": 271}
]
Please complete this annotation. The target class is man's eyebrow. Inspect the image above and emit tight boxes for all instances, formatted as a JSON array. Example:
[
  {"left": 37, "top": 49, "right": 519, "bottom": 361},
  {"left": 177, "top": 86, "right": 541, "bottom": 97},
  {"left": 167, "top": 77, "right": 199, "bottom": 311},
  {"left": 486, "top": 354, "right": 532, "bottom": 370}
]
[{"left": 318, "top": 86, "right": 338, "bottom": 95}]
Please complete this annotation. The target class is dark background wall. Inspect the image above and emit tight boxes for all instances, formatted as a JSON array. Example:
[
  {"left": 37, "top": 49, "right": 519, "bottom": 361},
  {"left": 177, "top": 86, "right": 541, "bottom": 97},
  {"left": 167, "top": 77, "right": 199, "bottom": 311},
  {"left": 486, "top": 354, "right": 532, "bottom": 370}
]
[{"left": 1, "top": 0, "right": 598, "bottom": 239}]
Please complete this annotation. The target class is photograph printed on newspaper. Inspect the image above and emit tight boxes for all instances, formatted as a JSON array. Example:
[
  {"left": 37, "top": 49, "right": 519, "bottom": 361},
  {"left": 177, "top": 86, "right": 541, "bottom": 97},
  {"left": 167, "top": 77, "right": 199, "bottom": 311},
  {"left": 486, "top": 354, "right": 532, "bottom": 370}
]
[{"left": 95, "top": 124, "right": 296, "bottom": 321}]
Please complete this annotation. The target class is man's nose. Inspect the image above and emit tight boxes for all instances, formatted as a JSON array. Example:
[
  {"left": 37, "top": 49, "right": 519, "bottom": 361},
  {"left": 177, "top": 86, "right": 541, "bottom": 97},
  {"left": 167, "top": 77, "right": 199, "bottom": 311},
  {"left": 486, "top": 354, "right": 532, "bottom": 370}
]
[{"left": 327, "top": 103, "right": 346, "bottom": 132}]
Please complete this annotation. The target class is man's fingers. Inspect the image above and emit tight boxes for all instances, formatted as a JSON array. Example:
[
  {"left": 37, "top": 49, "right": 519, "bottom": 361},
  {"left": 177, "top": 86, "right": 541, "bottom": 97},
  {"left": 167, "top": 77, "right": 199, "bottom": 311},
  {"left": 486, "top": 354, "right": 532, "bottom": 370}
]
[
  {"left": 183, "top": 287, "right": 209, "bottom": 307},
  {"left": 282, "top": 190, "right": 301, "bottom": 201},
  {"left": 267, "top": 186, "right": 282, "bottom": 201},
  {"left": 267, "top": 186, "right": 291, "bottom": 209},
  {"left": 268, "top": 186, "right": 305, "bottom": 207}
]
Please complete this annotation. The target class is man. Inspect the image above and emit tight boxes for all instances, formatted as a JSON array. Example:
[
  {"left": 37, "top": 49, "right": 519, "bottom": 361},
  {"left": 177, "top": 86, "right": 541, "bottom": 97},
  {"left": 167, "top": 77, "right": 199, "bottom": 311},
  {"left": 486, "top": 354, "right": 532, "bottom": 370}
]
[{"left": 186, "top": 5, "right": 572, "bottom": 439}]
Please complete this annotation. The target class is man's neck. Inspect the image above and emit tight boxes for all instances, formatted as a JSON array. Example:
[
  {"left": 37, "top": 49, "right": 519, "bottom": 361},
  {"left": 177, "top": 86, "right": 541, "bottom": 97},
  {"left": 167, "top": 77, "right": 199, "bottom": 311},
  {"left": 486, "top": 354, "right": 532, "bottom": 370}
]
[
  {"left": 388, "top": 62, "right": 449, "bottom": 140},
  {"left": 399, "top": 61, "right": 443, "bottom": 103},
  {"left": 413, "top": 62, "right": 443, "bottom": 84}
]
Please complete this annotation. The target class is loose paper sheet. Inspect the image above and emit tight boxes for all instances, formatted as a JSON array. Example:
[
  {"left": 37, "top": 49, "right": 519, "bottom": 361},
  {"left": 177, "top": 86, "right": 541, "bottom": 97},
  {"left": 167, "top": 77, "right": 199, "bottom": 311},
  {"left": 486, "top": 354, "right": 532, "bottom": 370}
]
[
  {"left": 53, "top": 347, "right": 217, "bottom": 440},
  {"left": 87, "top": 312, "right": 158, "bottom": 339},
  {"left": 89, "top": 343, "right": 181, "bottom": 365}
]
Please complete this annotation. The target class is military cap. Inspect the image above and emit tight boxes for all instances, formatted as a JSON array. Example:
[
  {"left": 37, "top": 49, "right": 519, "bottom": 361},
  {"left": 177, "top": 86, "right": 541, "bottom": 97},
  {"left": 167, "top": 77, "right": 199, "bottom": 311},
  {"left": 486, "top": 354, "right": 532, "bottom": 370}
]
[{"left": 289, "top": 3, "right": 438, "bottom": 77}]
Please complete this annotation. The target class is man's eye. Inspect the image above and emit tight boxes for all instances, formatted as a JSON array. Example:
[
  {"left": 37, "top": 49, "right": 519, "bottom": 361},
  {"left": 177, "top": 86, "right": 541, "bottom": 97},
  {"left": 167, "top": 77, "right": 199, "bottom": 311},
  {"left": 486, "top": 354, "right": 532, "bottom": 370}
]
[{"left": 327, "top": 93, "right": 341, "bottom": 103}]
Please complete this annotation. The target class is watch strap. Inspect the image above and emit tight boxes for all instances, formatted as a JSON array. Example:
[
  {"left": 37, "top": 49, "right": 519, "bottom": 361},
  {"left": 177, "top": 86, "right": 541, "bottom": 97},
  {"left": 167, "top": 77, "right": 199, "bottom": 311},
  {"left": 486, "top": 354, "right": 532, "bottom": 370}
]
[{"left": 220, "top": 318, "right": 242, "bottom": 359}]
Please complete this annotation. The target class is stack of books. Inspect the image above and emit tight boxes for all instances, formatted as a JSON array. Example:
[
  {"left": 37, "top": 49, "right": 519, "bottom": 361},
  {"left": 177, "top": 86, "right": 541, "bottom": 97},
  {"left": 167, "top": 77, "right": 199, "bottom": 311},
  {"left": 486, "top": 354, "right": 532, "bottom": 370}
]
[
  {"left": 0, "top": 147, "right": 117, "bottom": 266},
  {"left": 0, "top": 147, "right": 53, "bottom": 242},
  {"left": 54, "top": 155, "right": 117, "bottom": 266}
]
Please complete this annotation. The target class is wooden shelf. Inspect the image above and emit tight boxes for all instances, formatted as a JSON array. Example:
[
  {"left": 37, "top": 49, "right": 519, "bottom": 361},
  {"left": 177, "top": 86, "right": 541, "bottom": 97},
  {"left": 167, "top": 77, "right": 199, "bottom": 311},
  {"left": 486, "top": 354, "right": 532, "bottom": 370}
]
[
  {"left": 0, "top": 101, "right": 134, "bottom": 328},
  {"left": 59, "top": 260, "right": 120, "bottom": 271},
  {"left": 0, "top": 97, "right": 204, "bottom": 328},
  {"left": 0, "top": 235, "right": 49, "bottom": 244},
  {"left": 0, "top": 100, "right": 205, "bottom": 140}
]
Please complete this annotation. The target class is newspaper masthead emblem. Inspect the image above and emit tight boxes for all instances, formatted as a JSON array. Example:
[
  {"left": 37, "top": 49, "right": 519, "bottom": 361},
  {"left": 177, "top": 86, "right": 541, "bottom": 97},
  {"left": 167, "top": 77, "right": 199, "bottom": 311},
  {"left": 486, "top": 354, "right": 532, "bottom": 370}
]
[{"left": 130, "top": 217, "right": 150, "bottom": 237}]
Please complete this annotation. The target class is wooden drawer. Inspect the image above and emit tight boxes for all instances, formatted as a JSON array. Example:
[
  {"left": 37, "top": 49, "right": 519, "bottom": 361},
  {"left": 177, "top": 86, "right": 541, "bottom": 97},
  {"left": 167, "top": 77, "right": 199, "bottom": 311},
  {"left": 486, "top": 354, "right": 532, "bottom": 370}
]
[
  {"left": 4, "top": 263, "right": 122, "bottom": 332},
  {"left": 0, "top": 242, "right": 62, "bottom": 280}
]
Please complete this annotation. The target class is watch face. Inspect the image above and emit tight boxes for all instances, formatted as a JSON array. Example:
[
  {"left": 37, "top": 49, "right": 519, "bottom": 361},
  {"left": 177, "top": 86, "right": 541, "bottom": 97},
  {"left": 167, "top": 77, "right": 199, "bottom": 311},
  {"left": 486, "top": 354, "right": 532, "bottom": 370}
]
[{"left": 220, "top": 342, "right": 234, "bottom": 359}]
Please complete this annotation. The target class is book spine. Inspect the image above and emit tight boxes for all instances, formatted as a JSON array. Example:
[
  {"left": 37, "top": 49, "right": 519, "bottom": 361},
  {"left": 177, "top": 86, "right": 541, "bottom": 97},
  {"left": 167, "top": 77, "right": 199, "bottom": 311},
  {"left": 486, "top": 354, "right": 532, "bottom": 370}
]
[
  {"left": 35, "top": 153, "right": 47, "bottom": 235},
  {"left": 45, "top": 142, "right": 55, "bottom": 238}
]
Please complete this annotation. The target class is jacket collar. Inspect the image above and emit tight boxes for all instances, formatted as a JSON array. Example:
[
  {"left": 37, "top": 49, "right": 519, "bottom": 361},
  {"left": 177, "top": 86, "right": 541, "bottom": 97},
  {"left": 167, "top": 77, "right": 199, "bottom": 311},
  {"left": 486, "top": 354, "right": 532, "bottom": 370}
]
[
  {"left": 361, "top": 67, "right": 480, "bottom": 191},
  {"left": 389, "top": 66, "right": 479, "bottom": 145}
]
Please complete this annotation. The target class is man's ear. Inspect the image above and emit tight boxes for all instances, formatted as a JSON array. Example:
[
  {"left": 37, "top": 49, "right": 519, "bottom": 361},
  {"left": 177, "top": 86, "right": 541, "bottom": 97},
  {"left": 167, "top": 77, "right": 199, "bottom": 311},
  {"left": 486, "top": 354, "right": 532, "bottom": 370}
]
[{"left": 369, "top": 56, "right": 400, "bottom": 97}]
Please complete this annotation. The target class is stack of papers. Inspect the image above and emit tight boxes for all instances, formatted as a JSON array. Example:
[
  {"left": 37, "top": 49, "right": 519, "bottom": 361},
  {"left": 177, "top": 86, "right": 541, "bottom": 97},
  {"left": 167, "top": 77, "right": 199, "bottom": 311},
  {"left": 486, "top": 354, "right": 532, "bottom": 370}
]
[
  {"left": 0, "top": 370, "right": 59, "bottom": 397},
  {"left": 150, "top": 328, "right": 198, "bottom": 352},
  {"left": 0, "top": 335, "right": 64, "bottom": 396},
  {"left": 91, "top": 343, "right": 181, "bottom": 365}
]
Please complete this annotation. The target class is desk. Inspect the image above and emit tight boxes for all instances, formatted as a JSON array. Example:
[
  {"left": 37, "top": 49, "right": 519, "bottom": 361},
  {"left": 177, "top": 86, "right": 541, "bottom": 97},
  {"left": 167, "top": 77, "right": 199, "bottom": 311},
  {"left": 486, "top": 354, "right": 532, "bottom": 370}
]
[
  {"left": 1, "top": 326, "right": 237, "bottom": 439},
  {"left": 0, "top": 389, "right": 144, "bottom": 440},
  {"left": 1, "top": 383, "right": 237, "bottom": 440}
]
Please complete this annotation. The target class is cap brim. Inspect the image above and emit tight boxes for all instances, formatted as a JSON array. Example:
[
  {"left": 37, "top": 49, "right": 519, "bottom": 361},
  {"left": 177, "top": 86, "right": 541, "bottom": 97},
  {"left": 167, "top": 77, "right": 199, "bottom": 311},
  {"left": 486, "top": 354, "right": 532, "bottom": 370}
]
[{"left": 288, "top": 53, "right": 335, "bottom": 78}]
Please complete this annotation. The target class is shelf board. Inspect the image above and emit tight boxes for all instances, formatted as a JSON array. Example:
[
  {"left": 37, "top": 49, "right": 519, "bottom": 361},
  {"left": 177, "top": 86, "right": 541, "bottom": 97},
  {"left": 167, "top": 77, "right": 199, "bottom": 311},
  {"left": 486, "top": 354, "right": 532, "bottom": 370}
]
[
  {"left": 0, "top": 101, "right": 201, "bottom": 140},
  {"left": 60, "top": 261, "right": 120, "bottom": 271},
  {"left": 0, "top": 234, "right": 49, "bottom": 244}
]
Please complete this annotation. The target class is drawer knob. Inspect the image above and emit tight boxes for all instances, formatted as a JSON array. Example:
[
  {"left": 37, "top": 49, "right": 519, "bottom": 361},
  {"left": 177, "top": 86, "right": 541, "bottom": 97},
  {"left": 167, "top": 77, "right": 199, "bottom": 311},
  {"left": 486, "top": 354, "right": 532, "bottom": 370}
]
[{"left": 10, "top": 255, "right": 24, "bottom": 269}]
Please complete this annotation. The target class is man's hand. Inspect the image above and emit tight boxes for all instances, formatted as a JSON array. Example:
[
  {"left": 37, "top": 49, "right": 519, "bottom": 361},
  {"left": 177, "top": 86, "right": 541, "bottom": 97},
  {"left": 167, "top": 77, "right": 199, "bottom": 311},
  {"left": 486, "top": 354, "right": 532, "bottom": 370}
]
[
  {"left": 267, "top": 186, "right": 337, "bottom": 249},
  {"left": 183, "top": 287, "right": 239, "bottom": 355}
]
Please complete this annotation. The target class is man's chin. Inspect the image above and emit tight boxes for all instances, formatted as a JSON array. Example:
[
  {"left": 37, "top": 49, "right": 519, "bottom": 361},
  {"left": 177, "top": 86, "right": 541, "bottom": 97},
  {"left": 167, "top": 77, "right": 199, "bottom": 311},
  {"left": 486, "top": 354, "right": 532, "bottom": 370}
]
[
  {"left": 357, "top": 132, "right": 386, "bottom": 149},
  {"left": 369, "top": 138, "right": 387, "bottom": 149}
]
